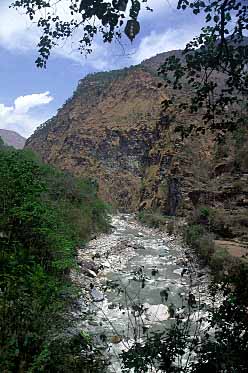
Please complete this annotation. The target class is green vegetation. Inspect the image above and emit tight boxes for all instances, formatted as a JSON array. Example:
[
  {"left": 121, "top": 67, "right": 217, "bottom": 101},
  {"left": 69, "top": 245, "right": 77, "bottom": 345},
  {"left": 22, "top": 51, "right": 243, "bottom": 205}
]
[
  {"left": 138, "top": 210, "right": 169, "bottom": 228},
  {"left": 0, "top": 136, "right": 4, "bottom": 147},
  {"left": 0, "top": 145, "right": 110, "bottom": 372},
  {"left": 183, "top": 205, "right": 248, "bottom": 280}
]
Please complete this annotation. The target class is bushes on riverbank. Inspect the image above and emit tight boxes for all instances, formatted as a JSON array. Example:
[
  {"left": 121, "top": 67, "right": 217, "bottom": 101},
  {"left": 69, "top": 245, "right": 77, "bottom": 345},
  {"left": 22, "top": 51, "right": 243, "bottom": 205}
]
[
  {"left": 138, "top": 210, "right": 170, "bottom": 228},
  {"left": 137, "top": 210, "right": 179, "bottom": 236},
  {"left": 183, "top": 205, "right": 248, "bottom": 280},
  {"left": 0, "top": 145, "right": 110, "bottom": 372}
]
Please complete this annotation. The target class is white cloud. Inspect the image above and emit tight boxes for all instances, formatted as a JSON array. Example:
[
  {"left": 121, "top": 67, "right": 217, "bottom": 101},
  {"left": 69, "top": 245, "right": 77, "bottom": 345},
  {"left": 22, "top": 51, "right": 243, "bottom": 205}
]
[
  {"left": 14, "top": 92, "right": 53, "bottom": 114},
  {"left": 131, "top": 29, "right": 188, "bottom": 64},
  {"left": 139, "top": 0, "right": 178, "bottom": 18},
  {"left": 0, "top": 2, "right": 39, "bottom": 51},
  {"left": 0, "top": 92, "right": 54, "bottom": 137}
]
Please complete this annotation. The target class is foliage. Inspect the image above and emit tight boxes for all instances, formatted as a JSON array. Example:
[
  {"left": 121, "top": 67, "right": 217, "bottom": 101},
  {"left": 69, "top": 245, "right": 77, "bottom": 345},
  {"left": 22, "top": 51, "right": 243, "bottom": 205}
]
[
  {"left": 183, "top": 223, "right": 206, "bottom": 247},
  {"left": 0, "top": 146, "right": 109, "bottom": 371},
  {"left": 138, "top": 209, "right": 172, "bottom": 229},
  {"left": 159, "top": 1, "right": 248, "bottom": 140},
  {"left": 210, "top": 208, "right": 235, "bottom": 238},
  {"left": 199, "top": 206, "right": 211, "bottom": 219},
  {"left": 10, "top": 0, "right": 152, "bottom": 67}
]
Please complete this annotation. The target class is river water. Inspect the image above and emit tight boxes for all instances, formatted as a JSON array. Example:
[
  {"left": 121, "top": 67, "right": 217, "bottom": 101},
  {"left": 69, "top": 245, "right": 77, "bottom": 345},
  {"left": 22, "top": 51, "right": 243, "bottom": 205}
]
[{"left": 72, "top": 214, "right": 211, "bottom": 372}]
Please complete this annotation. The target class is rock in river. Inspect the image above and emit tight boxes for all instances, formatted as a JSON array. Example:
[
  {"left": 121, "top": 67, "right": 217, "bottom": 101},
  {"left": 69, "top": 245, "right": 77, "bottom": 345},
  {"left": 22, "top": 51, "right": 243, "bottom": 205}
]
[
  {"left": 144, "top": 303, "right": 169, "bottom": 323},
  {"left": 79, "top": 260, "right": 99, "bottom": 276},
  {"left": 91, "top": 286, "right": 104, "bottom": 302}
]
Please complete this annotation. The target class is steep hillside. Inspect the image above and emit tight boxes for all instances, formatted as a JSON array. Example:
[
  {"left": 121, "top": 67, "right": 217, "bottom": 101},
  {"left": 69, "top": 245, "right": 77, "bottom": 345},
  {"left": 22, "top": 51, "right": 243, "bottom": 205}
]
[
  {"left": 26, "top": 65, "right": 167, "bottom": 210},
  {"left": 26, "top": 51, "right": 248, "bottom": 241},
  {"left": 0, "top": 129, "right": 26, "bottom": 149}
]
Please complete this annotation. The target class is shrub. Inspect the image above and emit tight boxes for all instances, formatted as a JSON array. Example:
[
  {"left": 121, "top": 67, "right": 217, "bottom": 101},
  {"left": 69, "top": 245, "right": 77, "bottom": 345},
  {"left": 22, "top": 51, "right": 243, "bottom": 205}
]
[
  {"left": 210, "top": 208, "right": 234, "bottom": 238},
  {"left": 199, "top": 206, "right": 211, "bottom": 219},
  {"left": 138, "top": 210, "right": 169, "bottom": 228},
  {"left": 189, "top": 206, "right": 213, "bottom": 227},
  {"left": 210, "top": 247, "right": 229, "bottom": 274},
  {"left": 197, "top": 233, "right": 215, "bottom": 263},
  {"left": 183, "top": 224, "right": 206, "bottom": 248},
  {"left": 0, "top": 146, "right": 110, "bottom": 371}
]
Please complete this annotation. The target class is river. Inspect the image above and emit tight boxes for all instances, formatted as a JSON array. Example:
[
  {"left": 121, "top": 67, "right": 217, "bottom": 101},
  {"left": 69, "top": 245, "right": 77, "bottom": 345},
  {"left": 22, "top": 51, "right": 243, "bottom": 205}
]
[{"left": 72, "top": 214, "right": 211, "bottom": 372}]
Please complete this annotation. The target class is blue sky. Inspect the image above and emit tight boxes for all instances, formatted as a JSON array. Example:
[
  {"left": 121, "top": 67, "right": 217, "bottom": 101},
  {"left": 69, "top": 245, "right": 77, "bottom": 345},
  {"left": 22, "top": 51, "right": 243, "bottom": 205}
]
[{"left": 0, "top": 0, "right": 203, "bottom": 137}]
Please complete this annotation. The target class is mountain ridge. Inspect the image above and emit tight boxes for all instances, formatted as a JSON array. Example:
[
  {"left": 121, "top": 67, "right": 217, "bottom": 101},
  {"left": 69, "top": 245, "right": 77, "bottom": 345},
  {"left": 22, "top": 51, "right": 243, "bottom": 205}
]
[{"left": 0, "top": 129, "right": 26, "bottom": 149}]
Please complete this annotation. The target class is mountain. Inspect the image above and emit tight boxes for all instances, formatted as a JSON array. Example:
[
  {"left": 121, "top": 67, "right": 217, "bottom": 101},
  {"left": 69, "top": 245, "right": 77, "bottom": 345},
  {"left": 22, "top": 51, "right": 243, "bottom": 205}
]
[
  {"left": 0, "top": 129, "right": 26, "bottom": 149},
  {"left": 26, "top": 50, "right": 248, "bottom": 241}
]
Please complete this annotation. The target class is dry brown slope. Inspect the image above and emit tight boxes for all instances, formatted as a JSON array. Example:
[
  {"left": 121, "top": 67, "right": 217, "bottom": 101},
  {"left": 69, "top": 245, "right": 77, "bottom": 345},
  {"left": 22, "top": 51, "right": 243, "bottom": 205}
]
[{"left": 26, "top": 67, "right": 167, "bottom": 210}]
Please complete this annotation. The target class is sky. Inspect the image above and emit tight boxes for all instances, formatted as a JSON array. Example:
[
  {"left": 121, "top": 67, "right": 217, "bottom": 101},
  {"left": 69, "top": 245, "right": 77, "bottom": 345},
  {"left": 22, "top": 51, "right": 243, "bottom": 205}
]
[{"left": 0, "top": 0, "right": 203, "bottom": 138}]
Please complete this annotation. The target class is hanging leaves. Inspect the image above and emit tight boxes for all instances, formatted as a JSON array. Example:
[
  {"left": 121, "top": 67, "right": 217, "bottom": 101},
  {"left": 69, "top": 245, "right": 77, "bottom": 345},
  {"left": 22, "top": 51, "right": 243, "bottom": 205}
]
[
  {"left": 129, "top": 0, "right": 141, "bottom": 19},
  {"left": 117, "top": 0, "right": 128, "bottom": 12},
  {"left": 10, "top": 0, "right": 150, "bottom": 66},
  {"left": 124, "top": 19, "right": 140, "bottom": 42}
]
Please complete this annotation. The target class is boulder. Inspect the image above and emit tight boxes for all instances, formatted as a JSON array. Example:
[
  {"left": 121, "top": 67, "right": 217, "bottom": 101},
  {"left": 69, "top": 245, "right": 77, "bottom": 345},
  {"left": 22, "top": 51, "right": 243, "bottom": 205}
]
[
  {"left": 143, "top": 303, "right": 169, "bottom": 322},
  {"left": 79, "top": 260, "right": 99, "bottom": 275},
  {"left": 91, "top": 287, "right": 104, "bottom": 302},
  {"left": 86, "top": 269, "right": 97, "bottom": 278}
]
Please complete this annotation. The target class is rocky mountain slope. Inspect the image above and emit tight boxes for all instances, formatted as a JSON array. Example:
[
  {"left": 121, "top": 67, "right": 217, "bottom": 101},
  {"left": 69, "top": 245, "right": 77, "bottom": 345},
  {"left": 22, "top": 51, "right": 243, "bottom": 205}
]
[
  {"left": 0, "top": 129, "right": 26, "bottom": 149},
  {"left": 26, "top": 51, "right": 248, "bottom": 241}
]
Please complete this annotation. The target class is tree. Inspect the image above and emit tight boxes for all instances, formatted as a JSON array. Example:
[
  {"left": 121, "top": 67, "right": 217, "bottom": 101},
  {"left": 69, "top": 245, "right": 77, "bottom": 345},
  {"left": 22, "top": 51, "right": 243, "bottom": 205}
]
[{"left": 159, "top": 1, "right": 248, "bottom": 140}]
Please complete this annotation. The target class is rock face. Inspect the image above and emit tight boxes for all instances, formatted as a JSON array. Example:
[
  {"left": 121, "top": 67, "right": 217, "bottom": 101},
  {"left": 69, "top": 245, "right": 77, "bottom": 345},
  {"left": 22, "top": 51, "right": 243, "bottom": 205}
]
[
  {"left": 26, "top": 50, "right": 248, "bottom": 240},
  {"left": 0, "top": 129, "right": 26, "bottom": 149},
  {"left": 26, "top": 65, "right": 167, "bottom": 210}
]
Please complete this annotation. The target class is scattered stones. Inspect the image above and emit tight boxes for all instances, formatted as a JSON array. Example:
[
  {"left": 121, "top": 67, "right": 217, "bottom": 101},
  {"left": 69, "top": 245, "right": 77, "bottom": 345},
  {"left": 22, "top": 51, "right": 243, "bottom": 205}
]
[
  {"left": 131, "top": 243, "right": 146, "bottom": 250},
  {"left": 88, "top": 320, "right": 99, "bottom": 326},
  {"left": 102, "top": 261, "right": 111, "bottom": 269},
  {"left": 92, "top": 252, "right": 101, "bottom": 259}
]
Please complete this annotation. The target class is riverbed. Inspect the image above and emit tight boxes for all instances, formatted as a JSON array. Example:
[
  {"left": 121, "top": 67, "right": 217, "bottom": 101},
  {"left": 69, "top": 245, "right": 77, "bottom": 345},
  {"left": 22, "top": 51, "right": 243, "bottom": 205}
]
[{"left": 71, "top": 214, "right": 211, "bottom": 372}]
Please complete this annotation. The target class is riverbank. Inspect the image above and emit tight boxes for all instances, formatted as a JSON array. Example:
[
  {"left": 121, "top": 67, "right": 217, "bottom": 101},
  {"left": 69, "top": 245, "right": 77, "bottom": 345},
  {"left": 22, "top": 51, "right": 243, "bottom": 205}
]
[{"left": 137, "top": 209, "right": 248, "bottom": 283}]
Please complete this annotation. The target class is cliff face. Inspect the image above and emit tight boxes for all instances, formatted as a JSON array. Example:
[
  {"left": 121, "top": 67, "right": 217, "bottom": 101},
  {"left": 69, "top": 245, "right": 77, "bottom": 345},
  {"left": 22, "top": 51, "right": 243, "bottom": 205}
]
[{"left": 26, "top": 51, "right": 248, "bottom": 239}]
